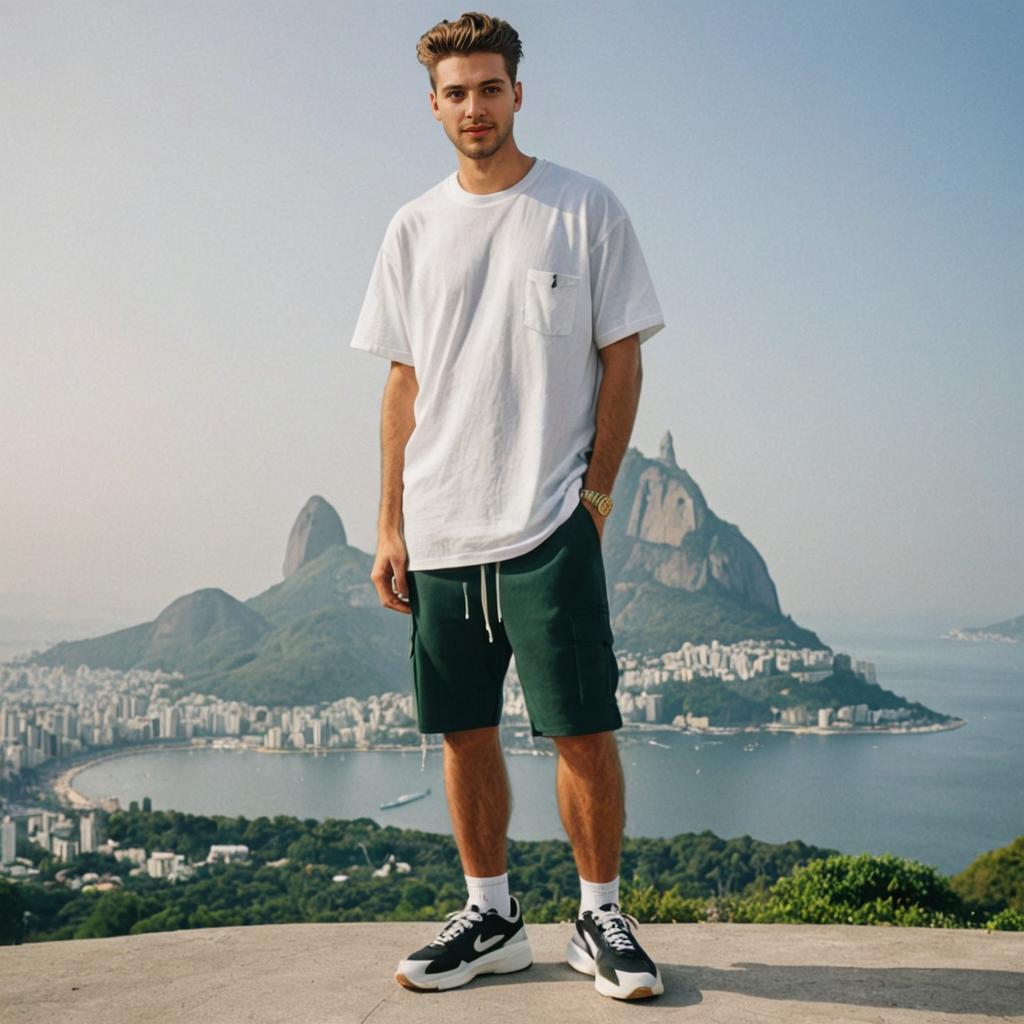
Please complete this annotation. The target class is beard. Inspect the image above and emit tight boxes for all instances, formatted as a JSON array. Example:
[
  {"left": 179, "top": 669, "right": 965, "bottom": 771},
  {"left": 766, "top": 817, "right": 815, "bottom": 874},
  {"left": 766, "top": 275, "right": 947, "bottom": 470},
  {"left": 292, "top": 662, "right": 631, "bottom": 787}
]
[{"left": 451, "top": 119, "right": 513, "bottom": 160}]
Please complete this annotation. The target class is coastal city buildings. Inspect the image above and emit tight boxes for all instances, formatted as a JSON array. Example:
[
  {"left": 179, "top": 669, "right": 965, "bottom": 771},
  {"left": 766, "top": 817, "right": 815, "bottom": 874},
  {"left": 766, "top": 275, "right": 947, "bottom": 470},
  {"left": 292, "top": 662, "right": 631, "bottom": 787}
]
[
  {"left": 1, "top": 814, "right": 16, "bottom": 864},
  {"left": 0, "top": 815, "right": 247, "bottom": 887},
  {"left": 1, "top": 641, "right": 891, "bottom": 791}
]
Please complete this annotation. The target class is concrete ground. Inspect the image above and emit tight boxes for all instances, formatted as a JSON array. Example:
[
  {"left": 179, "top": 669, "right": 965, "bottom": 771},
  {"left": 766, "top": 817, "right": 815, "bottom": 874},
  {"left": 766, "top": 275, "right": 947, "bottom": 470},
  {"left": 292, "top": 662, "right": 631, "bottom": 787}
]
[{"left": 2, "top": 921, "right": 1023, "bottom": 1024}]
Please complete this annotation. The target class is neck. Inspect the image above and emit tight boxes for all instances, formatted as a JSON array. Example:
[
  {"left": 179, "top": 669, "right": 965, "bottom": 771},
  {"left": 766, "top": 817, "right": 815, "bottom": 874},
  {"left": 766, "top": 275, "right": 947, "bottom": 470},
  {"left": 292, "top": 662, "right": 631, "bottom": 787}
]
[{"left": 455, "top": 141, "right": 536, "bottom": 195}]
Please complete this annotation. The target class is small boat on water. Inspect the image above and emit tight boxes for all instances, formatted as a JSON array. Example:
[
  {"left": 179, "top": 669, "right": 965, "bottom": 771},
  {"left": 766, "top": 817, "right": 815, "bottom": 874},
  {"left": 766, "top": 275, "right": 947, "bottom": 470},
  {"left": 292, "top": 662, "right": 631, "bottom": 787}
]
[{"left": 380, "top": 786, "right": 431, "bottom": 810}]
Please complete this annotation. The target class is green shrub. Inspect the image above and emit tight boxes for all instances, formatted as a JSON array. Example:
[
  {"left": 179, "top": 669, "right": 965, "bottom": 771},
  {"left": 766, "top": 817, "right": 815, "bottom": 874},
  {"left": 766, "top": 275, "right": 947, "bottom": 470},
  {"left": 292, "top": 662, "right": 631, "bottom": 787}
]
[
  {"left": 985, "top": 907, "right": 1024, "bottom": 932},
  {"left": 621, "top": 881, "right": 708, "bottom": 923},
  {"left": 74, "top": 891, "right": 147, "bottom": 939},
  {"left": 0, "top": 880, "right": 26, "bottom": 944},
  {"left": 755, "top": 852, "right": 968, "bottom": 927}
]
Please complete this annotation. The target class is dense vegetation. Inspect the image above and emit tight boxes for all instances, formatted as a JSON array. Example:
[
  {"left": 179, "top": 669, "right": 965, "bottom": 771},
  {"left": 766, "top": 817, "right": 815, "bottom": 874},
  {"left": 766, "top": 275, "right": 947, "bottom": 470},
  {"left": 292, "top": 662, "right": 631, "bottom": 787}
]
[
  {"left": 947, "top": 835, "right": 1024, "bottom": 916},
  {"left": 1, "top": 811, "right": 1020, "bottom": 943},
  {"left": 609, "top": 581, "right": 825, "bottom": 653}
]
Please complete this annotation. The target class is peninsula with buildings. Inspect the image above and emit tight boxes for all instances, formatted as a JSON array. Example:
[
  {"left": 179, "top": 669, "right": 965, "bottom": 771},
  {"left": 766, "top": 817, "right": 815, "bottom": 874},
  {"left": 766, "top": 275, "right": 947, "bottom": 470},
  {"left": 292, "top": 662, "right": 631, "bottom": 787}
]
[{"left": 944, "top": 612, "right": 1023, "bottom": 645}]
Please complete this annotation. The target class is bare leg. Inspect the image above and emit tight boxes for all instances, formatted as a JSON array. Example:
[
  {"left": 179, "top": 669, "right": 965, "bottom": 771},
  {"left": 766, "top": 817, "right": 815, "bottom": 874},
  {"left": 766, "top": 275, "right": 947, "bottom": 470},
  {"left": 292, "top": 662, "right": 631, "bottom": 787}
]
[
  {"left": 442, "top": 725, "right": 512, "bottom": 876},
  {"left": 553, "top": 730, "right": 625, "bottom": 882}
]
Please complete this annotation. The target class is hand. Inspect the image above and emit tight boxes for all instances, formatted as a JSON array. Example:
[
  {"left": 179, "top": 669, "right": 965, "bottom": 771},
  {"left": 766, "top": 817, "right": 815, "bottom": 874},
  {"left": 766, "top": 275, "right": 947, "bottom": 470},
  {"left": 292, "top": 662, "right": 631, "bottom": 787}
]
[{"left": 371, "top": 535, "right": 412, "bottom": 614}]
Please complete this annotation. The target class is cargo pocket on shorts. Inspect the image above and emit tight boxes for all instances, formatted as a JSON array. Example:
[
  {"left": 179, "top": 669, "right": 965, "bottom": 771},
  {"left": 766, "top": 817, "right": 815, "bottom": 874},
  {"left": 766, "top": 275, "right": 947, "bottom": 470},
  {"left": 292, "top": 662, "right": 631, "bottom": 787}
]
[
  {"left": 570, "top": 609, "right": 616, "bottom": 706},
  {"left": 524, "top": 267, "right": 581, "bottom": 336},
  {"left": 408, "top": 616, "right": 424, "bottom": 728}
]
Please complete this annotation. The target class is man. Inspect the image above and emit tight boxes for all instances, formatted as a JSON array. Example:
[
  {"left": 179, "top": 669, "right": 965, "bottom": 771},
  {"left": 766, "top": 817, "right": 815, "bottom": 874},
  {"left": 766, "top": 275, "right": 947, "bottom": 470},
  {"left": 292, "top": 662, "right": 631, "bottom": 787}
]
[{"left": 350, "top": 11, "right": 666, "bottom": 1001}]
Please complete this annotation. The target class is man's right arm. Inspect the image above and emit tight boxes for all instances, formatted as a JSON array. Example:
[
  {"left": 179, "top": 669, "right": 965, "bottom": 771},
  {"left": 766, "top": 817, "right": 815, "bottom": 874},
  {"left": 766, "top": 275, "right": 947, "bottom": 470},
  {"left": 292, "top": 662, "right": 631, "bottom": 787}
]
[{"left": 370, "top": 360, "right": 418, "bottom": 614}]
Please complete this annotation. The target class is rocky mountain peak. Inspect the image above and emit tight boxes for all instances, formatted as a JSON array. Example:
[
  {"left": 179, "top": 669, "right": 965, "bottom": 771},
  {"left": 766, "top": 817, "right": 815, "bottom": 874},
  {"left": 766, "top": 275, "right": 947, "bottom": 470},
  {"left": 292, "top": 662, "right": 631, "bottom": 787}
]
[
  {"left": 612, "top": 445, "right": 781, "bottom": 615},
  {"left": 626, "top": 462, "right": 710, "bottom": 546},
  {"left": 283, "top": 496, "right": 347, "bottom": 579}
]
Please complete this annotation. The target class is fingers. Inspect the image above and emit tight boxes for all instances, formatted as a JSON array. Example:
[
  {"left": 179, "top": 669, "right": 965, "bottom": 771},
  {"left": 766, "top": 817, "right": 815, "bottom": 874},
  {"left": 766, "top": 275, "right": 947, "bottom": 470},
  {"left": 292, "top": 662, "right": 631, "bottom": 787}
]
[
  {"left": 371, "top": 559, "right": 412, "bottom": 614},
  {"left": 392, "top": 565, "right": 410, "bottom": 605}
]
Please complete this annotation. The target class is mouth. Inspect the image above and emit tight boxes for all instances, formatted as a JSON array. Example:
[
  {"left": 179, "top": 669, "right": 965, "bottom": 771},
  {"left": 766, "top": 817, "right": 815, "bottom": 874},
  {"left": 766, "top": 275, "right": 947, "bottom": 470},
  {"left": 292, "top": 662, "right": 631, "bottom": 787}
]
[{"left": 463, "top": 126, "right": 492, "bottom": 136}]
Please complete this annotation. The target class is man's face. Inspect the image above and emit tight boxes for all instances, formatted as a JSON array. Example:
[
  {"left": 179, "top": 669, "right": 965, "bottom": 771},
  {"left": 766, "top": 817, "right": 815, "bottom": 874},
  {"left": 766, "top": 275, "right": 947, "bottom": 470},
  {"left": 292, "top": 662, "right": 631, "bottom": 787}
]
[{"left": 430, "top": 51, "right": 521, "bottom": 161}]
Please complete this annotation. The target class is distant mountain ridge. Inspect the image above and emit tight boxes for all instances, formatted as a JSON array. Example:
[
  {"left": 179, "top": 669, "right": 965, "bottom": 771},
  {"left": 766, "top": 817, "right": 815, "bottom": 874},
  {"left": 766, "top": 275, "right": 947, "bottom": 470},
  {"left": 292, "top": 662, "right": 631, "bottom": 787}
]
[
  {"left": 25, "top": 433, "right": 826, "bottom": 702},
  {"left": 947, "top": 613, "right": 1024, "bottom": 644}
]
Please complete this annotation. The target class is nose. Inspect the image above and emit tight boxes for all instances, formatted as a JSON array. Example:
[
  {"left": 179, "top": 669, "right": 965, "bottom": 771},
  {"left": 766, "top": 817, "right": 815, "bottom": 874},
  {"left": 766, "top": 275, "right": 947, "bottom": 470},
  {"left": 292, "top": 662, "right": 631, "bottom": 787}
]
[{"left": 466, "top": 90, "right": 485, "bottom": 119}]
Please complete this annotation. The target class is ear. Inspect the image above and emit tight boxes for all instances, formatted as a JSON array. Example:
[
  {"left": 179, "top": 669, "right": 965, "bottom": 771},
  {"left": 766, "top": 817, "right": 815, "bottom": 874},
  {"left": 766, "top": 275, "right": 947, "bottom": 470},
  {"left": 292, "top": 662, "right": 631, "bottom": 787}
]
[
  {"left": 513, "top": 80, "right": 523, "bottom": 113},
  {"left": 429, "top": 91, "right": 441, "bottom": 122}
]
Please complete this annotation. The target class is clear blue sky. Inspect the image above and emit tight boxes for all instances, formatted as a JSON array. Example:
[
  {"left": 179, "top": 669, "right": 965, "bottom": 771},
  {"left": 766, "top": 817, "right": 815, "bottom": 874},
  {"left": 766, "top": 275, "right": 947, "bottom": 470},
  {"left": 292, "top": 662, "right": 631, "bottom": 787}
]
[{"left": 1, "top": 0, "right": 1021, "bottom": 643}]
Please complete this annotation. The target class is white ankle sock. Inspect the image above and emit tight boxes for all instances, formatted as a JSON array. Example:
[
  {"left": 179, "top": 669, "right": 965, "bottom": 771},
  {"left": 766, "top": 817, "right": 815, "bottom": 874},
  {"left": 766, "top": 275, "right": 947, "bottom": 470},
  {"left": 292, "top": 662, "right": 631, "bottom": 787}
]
[
  {"left": 579, "top": 874, "right": 620, "bottom": 915},
  {"left": 464, "top": 871, "right": 512, "bottom": 917}
]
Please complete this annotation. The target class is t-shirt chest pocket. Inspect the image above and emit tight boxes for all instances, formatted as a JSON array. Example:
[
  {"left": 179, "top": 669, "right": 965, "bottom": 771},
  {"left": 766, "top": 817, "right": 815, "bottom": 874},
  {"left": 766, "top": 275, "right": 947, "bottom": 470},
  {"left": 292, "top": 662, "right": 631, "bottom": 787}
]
[{"left": 523, "top": 267, "right": 581, "bottom": 336}]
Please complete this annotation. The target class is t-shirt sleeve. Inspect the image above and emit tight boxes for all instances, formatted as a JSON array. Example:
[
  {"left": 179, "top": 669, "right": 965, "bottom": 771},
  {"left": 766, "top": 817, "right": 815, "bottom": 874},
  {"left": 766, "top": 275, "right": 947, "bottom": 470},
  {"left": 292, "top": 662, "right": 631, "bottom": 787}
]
[
  {"left": 349, "top": 228, "right": 415, "bottom": 366},
  {"left": 589, "top": 206, "right": 666, "bottom": 349}
]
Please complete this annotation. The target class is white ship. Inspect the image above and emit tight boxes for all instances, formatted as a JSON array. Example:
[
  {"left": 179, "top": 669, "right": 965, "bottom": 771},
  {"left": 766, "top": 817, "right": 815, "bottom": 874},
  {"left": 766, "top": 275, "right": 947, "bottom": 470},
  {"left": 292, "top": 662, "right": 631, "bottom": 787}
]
[{"left": 379, "top": 786, "right": 431, "bottom": 810}]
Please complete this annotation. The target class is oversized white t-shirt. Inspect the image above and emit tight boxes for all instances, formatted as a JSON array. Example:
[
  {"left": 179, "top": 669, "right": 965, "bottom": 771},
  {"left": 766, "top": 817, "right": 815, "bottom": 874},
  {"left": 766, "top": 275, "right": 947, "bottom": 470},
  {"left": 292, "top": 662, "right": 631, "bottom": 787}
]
[{"left": 350, "top": 156, "right": 665, "bottom": 570}]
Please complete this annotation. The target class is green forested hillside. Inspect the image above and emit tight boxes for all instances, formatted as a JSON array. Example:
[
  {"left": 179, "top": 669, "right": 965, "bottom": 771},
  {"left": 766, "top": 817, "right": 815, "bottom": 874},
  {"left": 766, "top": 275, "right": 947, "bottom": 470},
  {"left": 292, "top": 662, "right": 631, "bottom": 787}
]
[
  {"left": 610, "top": 581, "right": 824, "bottom": 653},
  {"left": 2, "top": 810, "right": 1021, "bottom": 944},
  {"left": 179, "top": 605, "right": 410, "bottom": 704},
  {"left": 28, "top": 546, "right": 412, "bottom": 704}
]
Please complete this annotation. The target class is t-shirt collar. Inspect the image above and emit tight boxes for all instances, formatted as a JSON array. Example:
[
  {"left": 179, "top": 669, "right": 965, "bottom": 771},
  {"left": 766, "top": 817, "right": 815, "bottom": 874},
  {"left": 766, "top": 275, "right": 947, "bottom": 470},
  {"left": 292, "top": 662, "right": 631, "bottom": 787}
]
[{"left": 444, "top": 157, "right": 548, "bottom": 207}]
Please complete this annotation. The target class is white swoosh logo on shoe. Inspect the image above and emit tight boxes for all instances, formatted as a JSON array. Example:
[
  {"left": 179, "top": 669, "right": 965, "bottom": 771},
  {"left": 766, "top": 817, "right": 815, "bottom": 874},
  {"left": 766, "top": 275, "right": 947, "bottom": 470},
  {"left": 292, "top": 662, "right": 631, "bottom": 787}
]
[{"left": 474, "top": 934, "right": 504, "bottom": 953}]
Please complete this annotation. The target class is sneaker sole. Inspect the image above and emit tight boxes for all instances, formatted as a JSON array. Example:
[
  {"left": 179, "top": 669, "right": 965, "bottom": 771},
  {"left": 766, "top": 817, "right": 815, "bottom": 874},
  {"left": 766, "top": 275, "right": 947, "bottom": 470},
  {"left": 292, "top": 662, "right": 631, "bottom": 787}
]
[
  {"left": 396, "top": 935, "right": 534, "bottom": 991},
  {"left": 565, "top": 935, "right": 664, "bottom": 1000}
]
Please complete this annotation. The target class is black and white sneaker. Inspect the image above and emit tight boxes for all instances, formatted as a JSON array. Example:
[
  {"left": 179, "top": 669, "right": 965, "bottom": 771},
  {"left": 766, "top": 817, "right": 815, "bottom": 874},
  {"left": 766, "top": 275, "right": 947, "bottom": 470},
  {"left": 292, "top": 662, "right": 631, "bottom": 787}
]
[
  {"left": 395, "top": 894, "right": 533, "bottom": 991},
  {"left": 566, "top": 902, "right": 664, "bottom": 999}
]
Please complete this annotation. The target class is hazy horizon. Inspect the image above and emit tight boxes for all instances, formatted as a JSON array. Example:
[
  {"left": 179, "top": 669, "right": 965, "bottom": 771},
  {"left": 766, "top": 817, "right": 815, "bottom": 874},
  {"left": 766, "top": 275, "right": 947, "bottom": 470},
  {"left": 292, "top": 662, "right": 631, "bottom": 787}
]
[{"left": 3, "top": 1, "right": 1021, "bottom": 651}]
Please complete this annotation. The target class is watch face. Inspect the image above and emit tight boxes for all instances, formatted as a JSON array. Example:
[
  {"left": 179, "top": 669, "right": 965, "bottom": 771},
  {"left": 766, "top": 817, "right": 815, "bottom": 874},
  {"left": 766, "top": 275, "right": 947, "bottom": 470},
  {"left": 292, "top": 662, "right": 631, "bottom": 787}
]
[{"left": 598, "top": 495, "right": 612, "bottom": 516}]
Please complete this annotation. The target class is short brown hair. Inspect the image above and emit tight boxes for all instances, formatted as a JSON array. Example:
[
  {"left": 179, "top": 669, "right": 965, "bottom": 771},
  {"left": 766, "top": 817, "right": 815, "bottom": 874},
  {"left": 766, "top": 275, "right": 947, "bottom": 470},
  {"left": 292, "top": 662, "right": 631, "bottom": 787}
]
[{"left": 416, "top": 11, "right": 524, "bottom": 93}]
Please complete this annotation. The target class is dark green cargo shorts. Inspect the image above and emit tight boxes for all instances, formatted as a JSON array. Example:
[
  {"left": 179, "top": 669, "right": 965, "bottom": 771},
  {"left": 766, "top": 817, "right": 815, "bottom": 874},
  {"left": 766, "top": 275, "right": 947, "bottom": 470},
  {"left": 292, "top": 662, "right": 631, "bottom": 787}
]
[{"left": 406, "top": 499, "right": 623, "bottom": 738}]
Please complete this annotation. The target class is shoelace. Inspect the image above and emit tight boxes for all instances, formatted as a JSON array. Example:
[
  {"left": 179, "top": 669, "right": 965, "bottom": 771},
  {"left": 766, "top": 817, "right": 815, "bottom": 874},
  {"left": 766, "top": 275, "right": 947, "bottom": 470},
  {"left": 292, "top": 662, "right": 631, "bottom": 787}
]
[
  {"left": 590, "top": 906, "right": 641, "bottom": 953},
  {"left": 429, "top": 905, "right": 485, "bottom": 946}
]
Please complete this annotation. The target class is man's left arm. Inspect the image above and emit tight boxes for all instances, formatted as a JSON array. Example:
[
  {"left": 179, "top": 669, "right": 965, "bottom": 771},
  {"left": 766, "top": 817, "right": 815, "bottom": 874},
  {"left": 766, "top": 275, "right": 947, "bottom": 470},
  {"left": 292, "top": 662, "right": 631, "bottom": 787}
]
[{"left": 581, "top": 333, "right": 642, "bottom": 539}]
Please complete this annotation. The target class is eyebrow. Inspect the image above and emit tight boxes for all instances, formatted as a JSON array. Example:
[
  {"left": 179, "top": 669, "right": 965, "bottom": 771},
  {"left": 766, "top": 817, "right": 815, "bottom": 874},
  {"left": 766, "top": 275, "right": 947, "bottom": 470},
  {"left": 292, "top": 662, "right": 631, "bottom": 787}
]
[{"left": 441, "top": 78, "right": 506, "bottom": 93}]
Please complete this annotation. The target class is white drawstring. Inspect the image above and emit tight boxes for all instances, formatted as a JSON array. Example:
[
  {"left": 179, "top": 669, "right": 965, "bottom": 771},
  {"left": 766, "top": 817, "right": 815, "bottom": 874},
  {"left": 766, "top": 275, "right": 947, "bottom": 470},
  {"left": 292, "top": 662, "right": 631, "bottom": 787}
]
[
  {"left": 464, "top": 564, "right": 502, "bottom": 642},
  {"left": 479, "top": 564, "right": 494, "bottom": 643}
]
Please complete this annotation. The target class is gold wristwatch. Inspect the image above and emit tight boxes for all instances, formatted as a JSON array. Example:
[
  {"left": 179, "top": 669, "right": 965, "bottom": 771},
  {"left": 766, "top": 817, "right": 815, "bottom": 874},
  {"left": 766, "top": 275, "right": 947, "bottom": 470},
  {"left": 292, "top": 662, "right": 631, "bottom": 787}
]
[{"left": 580, "top": 488, "right": 613, "bottom": 517}]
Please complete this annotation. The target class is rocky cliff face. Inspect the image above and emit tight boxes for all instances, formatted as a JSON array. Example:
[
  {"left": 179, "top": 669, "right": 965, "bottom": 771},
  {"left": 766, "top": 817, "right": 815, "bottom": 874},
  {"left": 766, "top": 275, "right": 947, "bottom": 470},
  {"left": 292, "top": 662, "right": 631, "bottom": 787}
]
[
  {"left": 608, "top": 432, "right": 781, "bottom": 615},
  {"left": 282, "top": 495, "right": 347, "bottom": 579}
]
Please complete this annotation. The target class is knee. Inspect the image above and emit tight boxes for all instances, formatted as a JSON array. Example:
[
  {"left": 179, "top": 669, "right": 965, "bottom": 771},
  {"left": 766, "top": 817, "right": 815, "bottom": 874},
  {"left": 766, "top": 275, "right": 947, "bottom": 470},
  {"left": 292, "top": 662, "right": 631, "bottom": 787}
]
[
  {"left": 443, "top": 724, "right": 500, "bottom": 755},
  {"left": 552, "top": 729, "right": 619, "bottom": 766}
]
